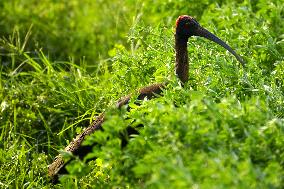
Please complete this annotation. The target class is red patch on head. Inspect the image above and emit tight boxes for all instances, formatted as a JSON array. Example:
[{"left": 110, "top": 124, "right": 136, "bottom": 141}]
[
  {"left": 176, "top": 15, "right": 186, "bottom": 27},
  {"left": 175, "top": 15, "right": 192, "bottom": 28}
]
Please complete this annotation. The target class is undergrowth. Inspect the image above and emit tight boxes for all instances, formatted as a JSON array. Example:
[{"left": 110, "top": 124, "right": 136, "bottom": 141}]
[{"left": 0, "top": 0, "right": 283, "bottom": 188}]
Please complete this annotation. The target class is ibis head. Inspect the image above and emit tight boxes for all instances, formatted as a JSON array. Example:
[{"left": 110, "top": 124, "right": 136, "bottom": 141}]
[{"left": 175, "top": 15, "right": 245, "bottom": 84}]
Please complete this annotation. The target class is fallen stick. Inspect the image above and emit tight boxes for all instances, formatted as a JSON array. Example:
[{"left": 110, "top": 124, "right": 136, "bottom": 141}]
[{"left": 48, "top": 83, "right": 165, "bottom": 182}]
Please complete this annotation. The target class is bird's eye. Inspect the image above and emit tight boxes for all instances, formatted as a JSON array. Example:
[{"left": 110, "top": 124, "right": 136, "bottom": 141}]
[{"left": 184, "top": 22, "right": 190, "bottom": 28}]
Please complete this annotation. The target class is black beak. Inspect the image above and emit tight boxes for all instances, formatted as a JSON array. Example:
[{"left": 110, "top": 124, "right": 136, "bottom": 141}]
[{"left": 195, "top": 26, "right": 245, "bottom": 67}]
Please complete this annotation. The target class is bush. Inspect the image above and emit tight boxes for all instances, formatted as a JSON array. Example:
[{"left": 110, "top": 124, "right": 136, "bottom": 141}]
[{"left": 0, "top": 0, "right": 283, "bottom": 188}]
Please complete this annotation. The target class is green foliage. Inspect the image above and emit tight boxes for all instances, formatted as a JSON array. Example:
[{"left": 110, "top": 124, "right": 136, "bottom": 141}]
[
  {"left": 0, "top": 0, "right": 230, "bottom": 67},
  {"left": 0, "top": 0, "right": 284, "bottom": 188}
]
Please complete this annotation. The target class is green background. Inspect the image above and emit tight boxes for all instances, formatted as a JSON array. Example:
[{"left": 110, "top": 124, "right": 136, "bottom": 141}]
[{"left": 0, "top": 0, "right": 283, "bottom": 188}]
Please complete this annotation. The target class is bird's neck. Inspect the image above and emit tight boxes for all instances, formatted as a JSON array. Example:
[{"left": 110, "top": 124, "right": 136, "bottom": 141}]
[{"left": 175, "top": 34, "right": 189, "bottom": 84}]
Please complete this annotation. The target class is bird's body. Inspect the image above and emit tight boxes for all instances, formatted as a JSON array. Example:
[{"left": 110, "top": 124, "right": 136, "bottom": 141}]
[{"left": 48, "top": 15, "right": 244, "bottom": 182}]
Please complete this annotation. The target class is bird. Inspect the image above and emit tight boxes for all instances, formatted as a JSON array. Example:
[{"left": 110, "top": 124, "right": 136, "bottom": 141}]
[{"left": 48, "top": 15, "right": 245, "bottom": 182}]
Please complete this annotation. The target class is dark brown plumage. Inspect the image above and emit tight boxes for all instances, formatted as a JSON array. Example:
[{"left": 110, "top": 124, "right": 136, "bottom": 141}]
[
  {"left": 175, "top": 15, "right": 245, "bottom": 84},
  {"left": 48, "top": 15, "right": 244, "bottom": 182}
]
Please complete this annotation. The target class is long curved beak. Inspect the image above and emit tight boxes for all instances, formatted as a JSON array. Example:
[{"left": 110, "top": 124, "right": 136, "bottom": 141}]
[{"left": 195, "top": 27, "right": 245, "bottom": 67}]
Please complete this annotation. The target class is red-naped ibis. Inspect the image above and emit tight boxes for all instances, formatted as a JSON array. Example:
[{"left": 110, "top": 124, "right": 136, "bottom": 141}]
[
  {"left": 175, "top": 15, "right": 244, "bottom": 84},
  {"left": 48, "top": 15, "right": 245, "bottom": 181}
]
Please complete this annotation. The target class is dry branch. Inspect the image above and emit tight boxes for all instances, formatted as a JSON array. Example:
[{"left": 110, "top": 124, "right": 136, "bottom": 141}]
[{"left": 48, "top": 83, "right": 166, "bottom": 181}]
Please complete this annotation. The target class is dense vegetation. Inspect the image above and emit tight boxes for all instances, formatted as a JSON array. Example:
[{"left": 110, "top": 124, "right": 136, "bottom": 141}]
[{"left": 0, "top": 0, "right": 283, "bottom": 188}]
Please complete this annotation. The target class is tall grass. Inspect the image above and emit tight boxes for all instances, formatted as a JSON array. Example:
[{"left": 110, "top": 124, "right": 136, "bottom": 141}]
[{"left": 0, "top": 0, "right": 283, "bottom": 188}]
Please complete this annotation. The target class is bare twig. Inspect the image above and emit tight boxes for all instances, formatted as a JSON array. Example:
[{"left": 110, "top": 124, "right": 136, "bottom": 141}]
[{"left": 48, "top": 83, "right": 166, "bottom": 182}]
